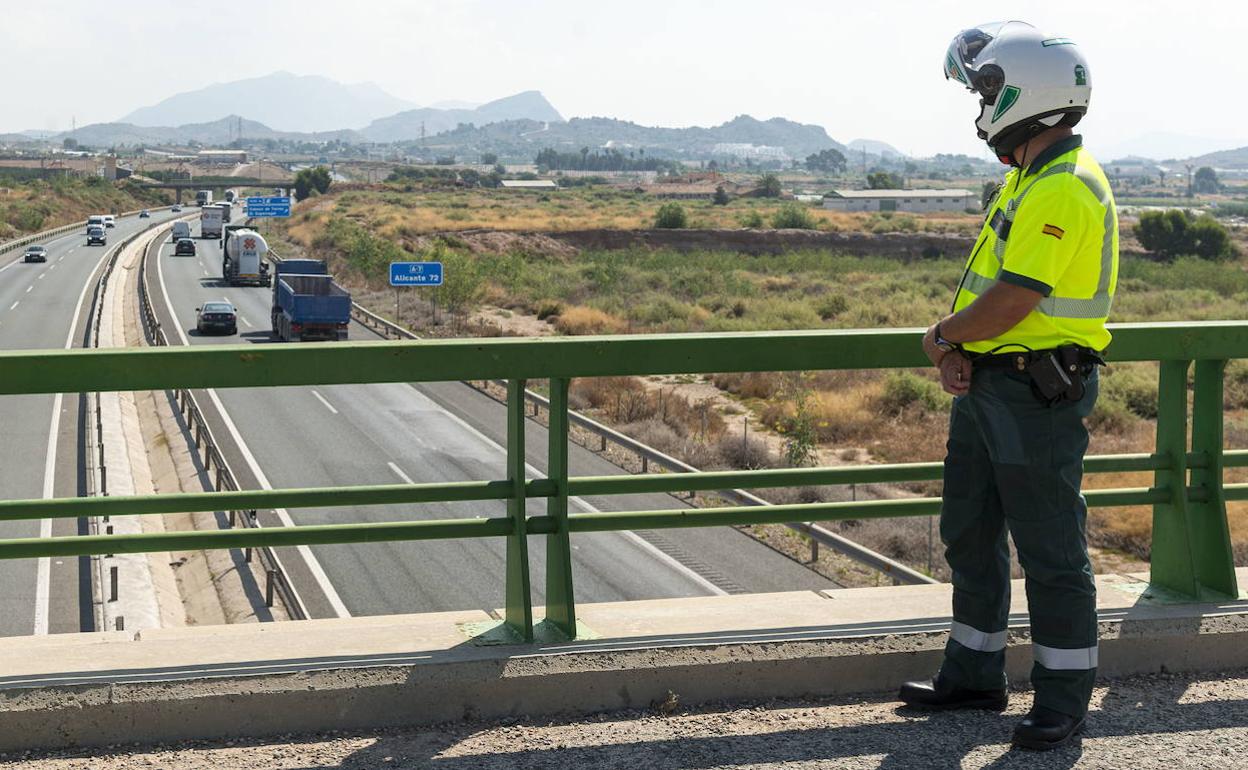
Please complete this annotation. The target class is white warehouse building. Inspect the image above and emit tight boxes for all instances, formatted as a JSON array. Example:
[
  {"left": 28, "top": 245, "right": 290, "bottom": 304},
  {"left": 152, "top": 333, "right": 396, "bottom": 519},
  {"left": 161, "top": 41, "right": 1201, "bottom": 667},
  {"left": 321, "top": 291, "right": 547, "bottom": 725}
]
[{"left": 823, "top": 188, "right": 977, "bottom": 213}]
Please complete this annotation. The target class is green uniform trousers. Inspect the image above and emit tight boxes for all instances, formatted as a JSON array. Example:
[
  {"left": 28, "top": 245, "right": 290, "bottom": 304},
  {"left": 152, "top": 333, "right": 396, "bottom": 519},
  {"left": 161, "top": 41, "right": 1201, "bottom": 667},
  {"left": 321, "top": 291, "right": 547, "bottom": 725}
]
[{"left": 937, "top": 365, "right": 1099, "bottom": 718}]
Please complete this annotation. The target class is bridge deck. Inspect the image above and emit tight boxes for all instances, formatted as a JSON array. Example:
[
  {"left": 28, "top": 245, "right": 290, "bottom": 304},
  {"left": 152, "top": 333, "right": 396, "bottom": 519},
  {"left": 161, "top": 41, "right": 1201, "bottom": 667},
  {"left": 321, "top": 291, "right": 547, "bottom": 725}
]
[{"left": 13, "top": 667, "right": 1248, "bottom": 768}]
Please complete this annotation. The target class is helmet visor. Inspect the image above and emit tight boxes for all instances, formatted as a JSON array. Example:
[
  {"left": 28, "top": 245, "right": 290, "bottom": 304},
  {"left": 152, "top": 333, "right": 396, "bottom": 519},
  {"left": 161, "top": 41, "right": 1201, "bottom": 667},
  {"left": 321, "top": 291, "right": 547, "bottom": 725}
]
[{"left": 945, "top": 22, "right": 1011, "bottom": 101}]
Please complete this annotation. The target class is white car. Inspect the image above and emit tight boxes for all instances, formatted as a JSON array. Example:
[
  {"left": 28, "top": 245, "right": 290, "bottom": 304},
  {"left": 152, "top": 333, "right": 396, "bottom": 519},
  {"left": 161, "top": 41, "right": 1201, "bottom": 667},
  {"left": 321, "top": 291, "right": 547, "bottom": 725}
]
[{"left": 103, "top": 215, "right": 116, "bottom": 228}]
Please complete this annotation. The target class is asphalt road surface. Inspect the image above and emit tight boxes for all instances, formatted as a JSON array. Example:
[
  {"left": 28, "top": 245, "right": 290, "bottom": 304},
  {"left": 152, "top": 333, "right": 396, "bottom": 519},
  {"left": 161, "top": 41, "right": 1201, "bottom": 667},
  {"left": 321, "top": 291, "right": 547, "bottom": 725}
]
[
  {"left": 0, "top": 209, "right": 182, "bottom": 638},
  {"left": 147, "top": 222, "right": 832, "bottom": 620}
]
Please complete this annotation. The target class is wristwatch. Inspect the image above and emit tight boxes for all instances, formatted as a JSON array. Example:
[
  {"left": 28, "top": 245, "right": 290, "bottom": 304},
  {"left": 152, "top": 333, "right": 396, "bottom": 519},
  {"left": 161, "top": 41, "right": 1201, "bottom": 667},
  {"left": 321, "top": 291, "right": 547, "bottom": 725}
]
[{"left": 934, "top": 322, "right": 958, "bottom": 353}]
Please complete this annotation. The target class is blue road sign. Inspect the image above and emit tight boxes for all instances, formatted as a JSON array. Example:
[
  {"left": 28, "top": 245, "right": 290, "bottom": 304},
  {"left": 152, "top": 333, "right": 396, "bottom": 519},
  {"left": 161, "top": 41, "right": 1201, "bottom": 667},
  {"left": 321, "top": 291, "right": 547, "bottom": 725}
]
[
  {"left": 245, "top": 196, "right": 292, "bottom": 218},
  {"left": 390, "top": 261, "right": 444, "bottom": 286}
]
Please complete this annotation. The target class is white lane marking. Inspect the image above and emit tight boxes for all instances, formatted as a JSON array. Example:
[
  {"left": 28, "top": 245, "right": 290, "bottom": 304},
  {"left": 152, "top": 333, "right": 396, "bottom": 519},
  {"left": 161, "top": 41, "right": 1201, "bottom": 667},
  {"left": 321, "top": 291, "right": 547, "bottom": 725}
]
[
  {"left": 48, "top": 264, "right": 56, "bottom": 271},
  {"left": 202, "top": 269, "right": 210, "bottom": 276},
  {"left": 38, "top": 272, "right": 46, "bottom": 280},
  {"left": 403, "top": 383, "right": 728, "bottom": 597},
  {"left": 26, "top": 285, "right": 33, "bottom": 293},
  {"left": 311, "top": 390, "right": 339, "bottom": 415},
  {"left": 387, "top": 462, "right": 414, "bottom": 484},
  {"left": 239, "top": 315, "right": 253, "bottom": 328},
  {"left": 35, "top": 226, "right": 123, "bottom": 635},
  {"left": 156, "top": 240, "right": 350, "bottom": 619},
  {"left": 9, "top": 301, "right": 18, "bottom": 311},
  {"left": 59, "top": 256, "right": 65, "bottom": 262}
]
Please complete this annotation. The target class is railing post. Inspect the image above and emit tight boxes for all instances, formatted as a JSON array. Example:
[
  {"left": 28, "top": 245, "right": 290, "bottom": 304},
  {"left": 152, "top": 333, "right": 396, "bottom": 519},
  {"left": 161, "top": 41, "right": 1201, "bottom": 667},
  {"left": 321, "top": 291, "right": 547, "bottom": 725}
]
[
  {"left": 544, "top": 377, "right": 577, "bottom": 639},
  {"left": 1151, "top": 359, "right": 1200, "bottom": 597},
  {"left": 1187, "top": 359, "right": 1238, "bottom": 598},
  {"left": 504, "top": 379, "right": 535, "bottom": 642}
]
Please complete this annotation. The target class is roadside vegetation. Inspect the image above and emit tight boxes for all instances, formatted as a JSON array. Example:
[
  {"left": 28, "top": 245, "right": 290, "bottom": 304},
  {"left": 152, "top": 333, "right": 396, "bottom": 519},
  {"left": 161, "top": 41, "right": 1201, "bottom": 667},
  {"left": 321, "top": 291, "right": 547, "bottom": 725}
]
[
  {"left": 283, "top": 186, "right": 982, "bottom": 238},
  {"left": 0, "top": 175, "right": 168, "bottom": 240}
]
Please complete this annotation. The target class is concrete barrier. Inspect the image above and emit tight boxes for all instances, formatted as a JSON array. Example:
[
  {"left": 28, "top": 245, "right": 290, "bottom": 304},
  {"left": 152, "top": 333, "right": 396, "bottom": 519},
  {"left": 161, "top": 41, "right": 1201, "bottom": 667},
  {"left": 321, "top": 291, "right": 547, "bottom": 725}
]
[{"left": 0, "top": 570, "right": 1246, "bottom": 751}]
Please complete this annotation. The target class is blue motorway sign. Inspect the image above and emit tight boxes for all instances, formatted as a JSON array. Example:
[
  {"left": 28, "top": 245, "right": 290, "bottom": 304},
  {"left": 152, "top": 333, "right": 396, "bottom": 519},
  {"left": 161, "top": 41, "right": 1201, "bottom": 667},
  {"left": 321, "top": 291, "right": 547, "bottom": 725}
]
[
  {"left": 390, "top": 261, "right": 444, "bottom": 286},
  {"left": 245, "top": 196, "right": 292, "bottom": 217}
]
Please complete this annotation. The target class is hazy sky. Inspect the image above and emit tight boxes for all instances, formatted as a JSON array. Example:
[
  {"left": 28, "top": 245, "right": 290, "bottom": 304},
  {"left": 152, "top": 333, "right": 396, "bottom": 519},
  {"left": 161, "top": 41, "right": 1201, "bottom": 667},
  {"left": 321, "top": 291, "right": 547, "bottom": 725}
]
[{"left": 4, "top": 0, "right": 1246, "bottom": 158}]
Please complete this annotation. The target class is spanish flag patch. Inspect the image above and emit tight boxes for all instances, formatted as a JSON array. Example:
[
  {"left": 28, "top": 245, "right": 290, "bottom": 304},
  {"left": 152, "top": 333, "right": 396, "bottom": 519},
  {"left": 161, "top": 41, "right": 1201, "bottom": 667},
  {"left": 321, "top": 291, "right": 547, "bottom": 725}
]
[{"left": 1042, "top": 224, "right": 1066, "bottom": 240}]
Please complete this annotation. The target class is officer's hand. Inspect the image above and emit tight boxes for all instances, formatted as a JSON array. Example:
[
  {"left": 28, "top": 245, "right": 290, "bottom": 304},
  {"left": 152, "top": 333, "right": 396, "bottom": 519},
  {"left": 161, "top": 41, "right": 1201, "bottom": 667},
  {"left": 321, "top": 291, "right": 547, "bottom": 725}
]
[
  {"left": 939, "top": 352, "right": 972, "bottom": 396},
  {"left": 922, "top": 323, "right": 945, "bottom": 366}
]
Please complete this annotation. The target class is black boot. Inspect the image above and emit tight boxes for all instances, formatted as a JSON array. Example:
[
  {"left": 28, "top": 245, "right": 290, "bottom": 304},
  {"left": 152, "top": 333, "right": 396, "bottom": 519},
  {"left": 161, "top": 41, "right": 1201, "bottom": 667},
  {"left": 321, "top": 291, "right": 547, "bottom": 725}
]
[
  {"left": 1012, "top": 706, "right": 1084, "bottom": 750},
  {"left": 898, "top": 675, "right": 1008, "bottom": 711}
]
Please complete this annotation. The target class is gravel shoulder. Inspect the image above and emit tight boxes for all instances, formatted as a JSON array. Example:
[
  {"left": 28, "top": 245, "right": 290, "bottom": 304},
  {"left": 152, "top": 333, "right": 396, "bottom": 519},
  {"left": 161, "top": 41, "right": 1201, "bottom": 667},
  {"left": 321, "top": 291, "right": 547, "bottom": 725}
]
[{"left": 8, "top": 668, "right": 1246, "bottom": 769}]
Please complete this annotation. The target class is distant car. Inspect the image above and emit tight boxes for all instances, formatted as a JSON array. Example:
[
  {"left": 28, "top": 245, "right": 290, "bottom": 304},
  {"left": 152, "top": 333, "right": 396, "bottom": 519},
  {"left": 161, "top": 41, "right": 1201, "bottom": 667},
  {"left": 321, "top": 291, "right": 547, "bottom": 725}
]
[
  {"left": 174, "top": 238, "right": 197, "bottom": 256},
  {"left": 196, "top": 301, "right": 237, "bottom": 335},
  {"left": 103, "top": 215, "right": 116, "bottom": 228},
  {"left": 171, "top": 205, "right": 183, "bottom": 213},
  {"left": 139, "top": 209, "right": 150, "bottom": 218},
  {"left": 23, "top": 245, "right": 48, "bottom": 263},
  {"left": 86, "top": 226, "right": 107, "bottom": 246}
]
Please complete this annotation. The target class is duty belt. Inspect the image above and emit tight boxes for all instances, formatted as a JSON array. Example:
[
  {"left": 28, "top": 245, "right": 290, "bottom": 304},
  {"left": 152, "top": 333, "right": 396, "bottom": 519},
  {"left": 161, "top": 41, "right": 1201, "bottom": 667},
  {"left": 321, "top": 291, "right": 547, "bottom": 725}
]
[{"left": 970, "top": 346, "right": 1105, "bottom": 373}]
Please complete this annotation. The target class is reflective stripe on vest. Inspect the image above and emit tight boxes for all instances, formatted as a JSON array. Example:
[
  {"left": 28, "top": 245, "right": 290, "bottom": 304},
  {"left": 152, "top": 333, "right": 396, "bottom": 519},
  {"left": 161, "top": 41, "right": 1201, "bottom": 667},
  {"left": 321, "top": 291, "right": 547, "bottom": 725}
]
[
  {"left": 967, "top": 161, "right": 1115, "bottom": 321},
  {"left": 950, "top": 621, "right": 1009, "bottom": 652},
  {"left": 1033, "top": 642, "right": 1098, "bottom": 670}
]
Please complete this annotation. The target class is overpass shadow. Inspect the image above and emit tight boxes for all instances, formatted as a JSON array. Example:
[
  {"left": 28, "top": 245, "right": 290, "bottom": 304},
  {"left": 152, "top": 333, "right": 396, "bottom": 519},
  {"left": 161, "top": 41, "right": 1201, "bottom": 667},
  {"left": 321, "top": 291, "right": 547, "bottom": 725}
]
[{"left": 320, "top": 672, "right": 1247, "bottom": 768}]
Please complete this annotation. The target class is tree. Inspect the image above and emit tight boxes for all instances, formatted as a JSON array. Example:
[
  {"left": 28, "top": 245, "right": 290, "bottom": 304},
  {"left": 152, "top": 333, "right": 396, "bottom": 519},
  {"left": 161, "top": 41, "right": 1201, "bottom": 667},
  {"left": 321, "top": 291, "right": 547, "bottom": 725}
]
[
  {"left": 866, "top": 171, "right": 904, "bottom": 190},
  {"left": 293, "top": 166, "right": 332, "bottom": 201},
  {"left": 1136, "top": 209, "right": 1236, "bottom": 261},
  {"left": 480, "top": 152, "right": 498, "bottom": 165},
  {"left": 712, "top": 185, "right": 730, "bottom": 205},
  {"left": 804, "top": 148, "right": 847, "bottom": 174},
  {"left": 758, "top": 173, "right": 782, "bottom": 198},
  {"left": 654, "top": 202, "right": 688, "bottom": 229},
  {"left": 61, "top": 137, "right": 78, "bottom": 150},
  {"left": 1193, "top": 166, "right": 1220, "bottom": 194}
]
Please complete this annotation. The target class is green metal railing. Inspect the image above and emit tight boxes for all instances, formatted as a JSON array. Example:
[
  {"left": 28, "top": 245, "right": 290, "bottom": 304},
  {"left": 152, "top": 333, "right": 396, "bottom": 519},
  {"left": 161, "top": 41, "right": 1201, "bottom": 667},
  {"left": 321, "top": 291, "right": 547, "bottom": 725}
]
[{"left": 0, "top": 323, "right": 1241, "bottom": 641}]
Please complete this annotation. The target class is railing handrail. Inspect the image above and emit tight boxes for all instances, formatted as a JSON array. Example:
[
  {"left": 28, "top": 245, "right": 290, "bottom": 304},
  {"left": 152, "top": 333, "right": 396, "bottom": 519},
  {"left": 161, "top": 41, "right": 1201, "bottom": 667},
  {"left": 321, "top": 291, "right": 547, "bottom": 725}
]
[
  {"left": 2, "top": 322, "right": 1247, "bottom": 395},
  {"left": 0, "top": 311, "right": 1240, "bottom": 639}
]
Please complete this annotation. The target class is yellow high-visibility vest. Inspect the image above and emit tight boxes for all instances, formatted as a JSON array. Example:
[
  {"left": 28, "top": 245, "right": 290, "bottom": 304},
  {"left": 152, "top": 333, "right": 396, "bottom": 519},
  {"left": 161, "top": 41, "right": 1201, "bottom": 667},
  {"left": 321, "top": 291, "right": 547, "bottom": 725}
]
[{"left": 953, "top": 135, "right": 1118, "bottom": 353}]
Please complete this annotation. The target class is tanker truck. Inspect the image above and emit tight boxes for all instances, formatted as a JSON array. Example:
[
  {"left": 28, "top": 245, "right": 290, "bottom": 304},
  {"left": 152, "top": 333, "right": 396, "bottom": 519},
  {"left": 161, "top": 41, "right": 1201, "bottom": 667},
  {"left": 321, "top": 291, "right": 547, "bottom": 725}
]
[{"left": 221, "top": 225, "right": 272, "bottom": 286}]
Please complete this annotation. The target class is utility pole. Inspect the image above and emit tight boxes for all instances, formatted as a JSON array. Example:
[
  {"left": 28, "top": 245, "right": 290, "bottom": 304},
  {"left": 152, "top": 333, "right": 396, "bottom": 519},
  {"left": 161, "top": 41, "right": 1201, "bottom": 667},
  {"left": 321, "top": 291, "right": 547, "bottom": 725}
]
[{"left": 1185, "top": 163, "right": 1194, "bottom": 197}]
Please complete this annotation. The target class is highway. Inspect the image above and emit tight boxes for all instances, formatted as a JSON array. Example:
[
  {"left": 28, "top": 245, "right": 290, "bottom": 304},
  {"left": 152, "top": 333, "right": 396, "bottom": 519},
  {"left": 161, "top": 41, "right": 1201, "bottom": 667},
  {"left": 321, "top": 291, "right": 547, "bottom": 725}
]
[
  {"left": 147, "top": 221, "right": 832, "bottom": 619},
  {"left": 0, "top": 208, "right": 183, "bottom": 637}
]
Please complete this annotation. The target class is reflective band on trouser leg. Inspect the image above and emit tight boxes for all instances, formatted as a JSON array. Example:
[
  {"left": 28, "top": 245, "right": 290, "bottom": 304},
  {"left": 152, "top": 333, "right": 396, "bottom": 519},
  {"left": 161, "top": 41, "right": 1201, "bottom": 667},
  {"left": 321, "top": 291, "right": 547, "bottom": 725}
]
[
  {"left": 1033, "top": 643, "right": 1098, "bottom": 670},
  {"left": 950, "top": 621, "right": 1008, "bottom": 652}
]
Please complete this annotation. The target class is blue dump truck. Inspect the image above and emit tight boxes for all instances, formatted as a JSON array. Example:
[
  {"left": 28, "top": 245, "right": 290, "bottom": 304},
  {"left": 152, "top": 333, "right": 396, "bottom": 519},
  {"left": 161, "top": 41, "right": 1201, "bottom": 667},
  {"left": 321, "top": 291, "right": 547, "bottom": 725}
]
[{"left": 270, "top": 259, "right": 351, "bottom": 342}]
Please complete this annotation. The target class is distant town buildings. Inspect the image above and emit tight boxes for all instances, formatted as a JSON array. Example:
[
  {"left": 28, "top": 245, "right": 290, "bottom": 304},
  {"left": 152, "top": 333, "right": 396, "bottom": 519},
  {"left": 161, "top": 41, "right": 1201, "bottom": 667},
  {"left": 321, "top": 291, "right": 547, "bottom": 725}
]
[
  {"left": 711, "top": 143, "right": 791, "bottom": 163},
  {"left": 822, "top": 189, "right": 976, "bottom": 213},
  {"left": 500, "top": 179, "right": 558, "bottom": 190},
  {"left": 196, "top": 149, "right": 248, "bottom": 165}
]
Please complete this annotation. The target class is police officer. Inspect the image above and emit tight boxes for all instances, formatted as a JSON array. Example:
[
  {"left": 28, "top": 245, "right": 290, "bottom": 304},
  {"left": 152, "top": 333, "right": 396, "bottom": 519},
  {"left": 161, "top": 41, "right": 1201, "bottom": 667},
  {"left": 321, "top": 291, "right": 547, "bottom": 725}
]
[{"left": 898, "top": 22, "right": 1118, "bottom": 751}]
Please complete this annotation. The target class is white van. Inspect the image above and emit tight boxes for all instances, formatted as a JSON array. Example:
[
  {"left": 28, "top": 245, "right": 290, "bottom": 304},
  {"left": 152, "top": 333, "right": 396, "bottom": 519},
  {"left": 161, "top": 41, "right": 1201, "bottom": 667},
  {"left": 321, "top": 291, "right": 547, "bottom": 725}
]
[
  {"left": 87, "top": 215, "right": 106, "bottom": 232},
  {"left": 170, "top": 221, "right": 191, "bottom": 242}
]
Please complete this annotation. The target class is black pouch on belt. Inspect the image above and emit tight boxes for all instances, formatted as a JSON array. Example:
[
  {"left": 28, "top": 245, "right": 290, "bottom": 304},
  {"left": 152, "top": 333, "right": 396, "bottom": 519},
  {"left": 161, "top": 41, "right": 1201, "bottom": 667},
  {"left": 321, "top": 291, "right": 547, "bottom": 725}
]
[
  {"left": 1026, "top": 352, "right": 1073, "bottom": 402},
  {"left": 1057, "top": 346, "right": 1086, "bottom": 401}
]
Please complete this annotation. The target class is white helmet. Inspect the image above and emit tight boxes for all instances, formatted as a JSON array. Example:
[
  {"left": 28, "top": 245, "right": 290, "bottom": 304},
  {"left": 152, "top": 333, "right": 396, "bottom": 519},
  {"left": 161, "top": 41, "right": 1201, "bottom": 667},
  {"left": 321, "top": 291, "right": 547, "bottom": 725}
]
[{"left": 944, "top": 21, "right": 1091, "bottom": 164}]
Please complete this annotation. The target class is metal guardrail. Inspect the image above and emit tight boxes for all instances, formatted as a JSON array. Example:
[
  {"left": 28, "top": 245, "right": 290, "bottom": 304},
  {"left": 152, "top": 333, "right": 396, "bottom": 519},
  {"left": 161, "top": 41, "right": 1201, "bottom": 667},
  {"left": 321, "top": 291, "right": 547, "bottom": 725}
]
[
  {"left": 259, "top": 246, "right": 931, "bottom": 585},
  {"left": 0, "top": 323, "right": 1239, "bottom": 644},
  {"left": 136, "top": 230, "right": 307, "bottom": 620}
]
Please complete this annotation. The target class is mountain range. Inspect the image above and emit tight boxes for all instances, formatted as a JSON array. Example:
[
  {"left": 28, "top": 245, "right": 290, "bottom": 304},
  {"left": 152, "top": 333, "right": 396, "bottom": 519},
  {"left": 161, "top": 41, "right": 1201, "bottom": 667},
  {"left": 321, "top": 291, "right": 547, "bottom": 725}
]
[
  {"left": 359, "top": 91, "right": 563, "bottom": 142},
  {"left": 120, "top": 72, "right": 417, "bottom": 132}
]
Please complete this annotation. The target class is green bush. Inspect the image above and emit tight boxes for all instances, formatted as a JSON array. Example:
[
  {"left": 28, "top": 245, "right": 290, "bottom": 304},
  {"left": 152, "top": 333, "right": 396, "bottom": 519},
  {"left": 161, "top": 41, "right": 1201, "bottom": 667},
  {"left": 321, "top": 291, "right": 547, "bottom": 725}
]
[
  {"left": 770, "top": 203, "right": 816, "bottom": 230},
  {"left": 739, "top": 209, "right": 765, "bottom": 228},
  {"left": 877, "top": 371, "right": 948, "bottom": 414},
  {"left": 1136, "top": 209, "right": 1236, "bottom": 260},
  {"left": 654, "top": 202, "right": 688, "bottom": 229},
  {"left": 1099, "top": 366, "right": 1158, "bottom": 418},
  {"left": 816, "top": 294, "right": 849, "bottom": 320},
  {"left": 1087, "top": 393, "right": 1136, "bottom": 433},
  {"left": 535, "top": 300, "right": 563, "bottom": 320}
]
